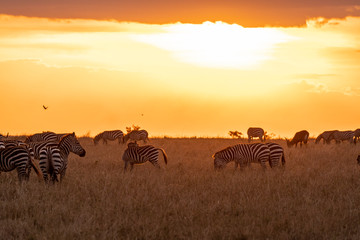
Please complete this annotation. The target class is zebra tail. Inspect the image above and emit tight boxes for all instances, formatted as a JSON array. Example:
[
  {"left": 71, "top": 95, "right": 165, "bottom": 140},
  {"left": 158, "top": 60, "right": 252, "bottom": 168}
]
[
  {"left": 281, "top": 154, "right": 286, "bottom": 166},
  {"left": 29, "top": 158, "right": 43, "bottom": 180},
  {"left": 158, "top": 148, "right": 168, "bottom": 165},
  {"left": 47, "top": 149, "right": 56, "bottom": 182}
]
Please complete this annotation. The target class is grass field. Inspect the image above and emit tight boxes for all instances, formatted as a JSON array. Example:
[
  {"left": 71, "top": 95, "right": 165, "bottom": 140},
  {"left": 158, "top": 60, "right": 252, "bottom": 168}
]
[{"left": 1, "top": 138, "right": 360, "bottom": 239}]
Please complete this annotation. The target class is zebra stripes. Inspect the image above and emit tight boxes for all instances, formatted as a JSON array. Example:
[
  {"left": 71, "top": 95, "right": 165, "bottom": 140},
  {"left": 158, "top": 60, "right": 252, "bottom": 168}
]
[
  {"left": 266, "top": 142, "right": 285, "bottom": 167},
  {"left": 0, "top": 146, "right": 42, "bottom": 182},
  {"left": 123, "top": 130, "right": 149, "bottom": 144},
  {"left": 329, "top": 130, "right": 355, "bottom": 144},
  {"left": 25, "top": 131, "right": 58, "bottom": 143},
  {"left": 27, "top": 141, "right": 58, "bottom": 160},
  {"left": 122, "top": 142, "right": 167, "bottom": 171},
  {"left": 213, "top": 143, "right": 270, "bottom": 170},
  {"left": 286, "top": 130, "right": 309, "bottom": 148},
  {"left": 38, "top": 132, "right": 86, "bottom": 182},
  {"left": 93, "top": 130, "right": 124, "bottom": 145},
  {"left": 315, "top": 130, "right": 337, "bottom": 144},
  {"left": 247, "top": 127, "right": 265, "bottom": 142}
]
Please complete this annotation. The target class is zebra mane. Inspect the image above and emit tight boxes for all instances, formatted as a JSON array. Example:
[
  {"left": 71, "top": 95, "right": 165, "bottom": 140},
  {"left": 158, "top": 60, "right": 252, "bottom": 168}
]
[{"left": 58, "top": 132, "right": 76, "bottom": 146}]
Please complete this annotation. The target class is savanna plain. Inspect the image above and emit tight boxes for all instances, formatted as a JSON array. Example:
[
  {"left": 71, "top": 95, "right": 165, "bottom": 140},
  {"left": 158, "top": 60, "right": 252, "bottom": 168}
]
[{"left": 1, "top": 137, "right": 360, "bottom": 239}]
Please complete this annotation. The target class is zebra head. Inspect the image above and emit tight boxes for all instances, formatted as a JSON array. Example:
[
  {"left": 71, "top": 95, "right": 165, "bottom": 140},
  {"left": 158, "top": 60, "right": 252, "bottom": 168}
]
[
  {"left": 285, "top": 138, "right": 293, "bottom": 148},
  {"left": 212, "top": 153, "right": 227, "bottom": 170},
  {"left": 357, "top": 155, "right": 360, "bottom": 165},
  {"left": 59, "top": 133, "right": 86, "bottom": 157}
]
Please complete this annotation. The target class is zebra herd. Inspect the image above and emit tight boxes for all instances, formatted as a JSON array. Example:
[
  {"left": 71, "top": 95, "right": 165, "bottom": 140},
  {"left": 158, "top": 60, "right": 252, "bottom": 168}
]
[
  {"left": 1, "top": 127, "right": 360, "bottom": 182},
  {"left": 0, "top": 132, "right": 86, "bottom": 183}
]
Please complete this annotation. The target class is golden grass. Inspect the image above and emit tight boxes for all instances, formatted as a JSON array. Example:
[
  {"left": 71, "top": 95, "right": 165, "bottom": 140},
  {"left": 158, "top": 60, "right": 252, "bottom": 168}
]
[{"left": 1, "top": 138, "right": 360, "bottom": 239}]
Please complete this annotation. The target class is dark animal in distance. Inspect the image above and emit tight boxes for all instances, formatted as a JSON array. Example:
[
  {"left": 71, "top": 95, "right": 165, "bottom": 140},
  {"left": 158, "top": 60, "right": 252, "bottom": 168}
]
[{"left": 286, "top": 130, "right": 309, "bottom": 147}]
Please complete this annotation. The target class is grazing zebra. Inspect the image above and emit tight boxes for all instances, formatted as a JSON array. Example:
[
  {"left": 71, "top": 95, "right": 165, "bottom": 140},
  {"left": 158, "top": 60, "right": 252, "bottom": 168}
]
[
  {"left": 0, "top": 146, "right": 42, "bottom": 182},
  {"left": 212, "top": 143, "right": 270, "bottom": 170},
  {"left": 354, "top": 129, "right": 360, "bottom": 144},
  {"left": 266, "top": 142, "right": 285, "bottom": 167},
  {"left": 93, "top": 130, "right": 124, "bottom": 145},
  {"left": 315, "top": 130, "right": 335, "bottom": 144},
  {"left": 328, "top": 130, "right": 355, "bottom": 144},
  {"left": 247, "top": 127, "right": 266, "bottom": 142},
  {"left": 286, "top": 130, "right": 309, "bottom": 148},
  {"left": 122, "top": 142, "right": 167, "bottom": 171},
  {"left": 123, "top": 130, "right": 149, "bottom": 144},
  {"left": 25, "top": 131, "right": 58, "bottom": 143},
  {"left": 38, "top": 132, "right": 86, "bottom": 182}
]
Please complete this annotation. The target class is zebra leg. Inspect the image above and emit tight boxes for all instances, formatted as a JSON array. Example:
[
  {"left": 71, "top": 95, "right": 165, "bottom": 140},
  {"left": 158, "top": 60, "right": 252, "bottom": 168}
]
[
  {"left": 17, "top": 167, "right": 27, "bottom": 182},
  {"left": 150, "top": 160, "right": 161, "bottom": 169},
  {"left": 124, "top": 161, "right": 129, "bottom": 172},
  {"left": 59, "top": 169, "right": 66, "bottom": 182}
]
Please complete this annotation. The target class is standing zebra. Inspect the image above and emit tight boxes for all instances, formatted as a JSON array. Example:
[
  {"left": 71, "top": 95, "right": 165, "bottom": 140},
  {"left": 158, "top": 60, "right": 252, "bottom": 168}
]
[
  {"left": 93, "top": 130, "right": 124, "bottom": 145},
  {"left": 286, "top": 130, "right": 309, "bottom": 148},
  {"left": 247, "top": 127, "right": 266, "bottom": 142},
  {"left": 123, "top": 130, "right": 149, "bottom": 144},
  {"left": 266, "top": 142, "right": 285, "bottom": 167},
  {"left": 122, "top": 142, "right": 167, "bottom": 171},
  {"left": 25, "top": 131, "right": 58, "bottom": 143},
  {"left": 212, "top": 143, "right": 270, "bottom": 170},
  {"left": 27, "top": 141, "right": 58, "bottom": 160},
  {"left": 315, "top": 130, "right": 337, "bottom": 144},
  {"left": 0, "top": 146, "right": 42, "bottom": 182},
  {"left": 328, "top": 130, "right": 355, "bottom": 144},
  {"left": 39, "top": 133, "right": 86, "bottom": 182}
]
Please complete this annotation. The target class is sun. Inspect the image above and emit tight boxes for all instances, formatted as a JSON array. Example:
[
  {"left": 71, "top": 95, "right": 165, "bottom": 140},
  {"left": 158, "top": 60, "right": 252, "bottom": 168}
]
[{"left": 133, "top": 21, "right": 292, "bottom": 69}]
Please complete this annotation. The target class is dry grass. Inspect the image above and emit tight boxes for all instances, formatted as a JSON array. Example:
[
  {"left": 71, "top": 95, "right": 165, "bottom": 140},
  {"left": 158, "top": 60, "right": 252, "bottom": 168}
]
[{"left": 1, "top": 138, "right": 360, "bottom": 239}]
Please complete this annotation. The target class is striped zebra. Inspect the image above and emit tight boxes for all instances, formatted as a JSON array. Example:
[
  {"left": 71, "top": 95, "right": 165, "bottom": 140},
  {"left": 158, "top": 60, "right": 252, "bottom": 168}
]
[
  {"left": 212, "top": 143, "right": 270, "bottom": 170},
  {"left": 315, "top": 130, "right": 337, "bottom": 144},
  {"left": 123, "top": 130, "right": 149, "bottom": 144},
  {"left": 266, "top": 142, "right": 285, "bottom": 167},
  {"left": 247, "top": 127, "right": 266, "bottom": 142},
  {"left": 354, "top": 129, "right": 360, "bottom": 144},
  {"left": 122, "top": 142, "right": 168, "bottom": 171},
  {"left": 38, "top": 132, "right": 86, "bottom": 182},
  {"left": 25, "top": 131, "right": 58, "bottom": 143},
  {"left": 93, "top": 130, "right": 124, "bottom": 145},
  {"left": 27, "top": 141, "right": 58, "bottom": 160},
  {"left": 286, "top": 130, "right": 309, "bottom": 148},
  {"left": 328, "top": 130, "right": 355, "bottom": 144},
  {"left": 0, "top": 146, "right": 42, "bottom": 182},
  {"left": 0, "top": 139, "right": 28, "bottom": 148}
]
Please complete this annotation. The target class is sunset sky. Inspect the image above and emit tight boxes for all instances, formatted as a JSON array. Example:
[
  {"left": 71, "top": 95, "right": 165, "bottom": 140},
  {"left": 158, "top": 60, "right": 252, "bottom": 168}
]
[{"left": 1, "top": 1, "right": 360, "bottom": 138}]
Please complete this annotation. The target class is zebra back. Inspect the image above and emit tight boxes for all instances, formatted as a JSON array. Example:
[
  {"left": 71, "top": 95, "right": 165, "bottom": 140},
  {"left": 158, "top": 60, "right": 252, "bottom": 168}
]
[
  {"left": 124, "top": 130, "right": 149, "bottom": 143},
  {"left": 213, "top": 143, "right": 270, "bottom": 169},
  {"left": 247, "top": 128, "right": 265, "bottom": 142},
  {"left": 25, "top": 132, "right": 58, "bottom": 143}
]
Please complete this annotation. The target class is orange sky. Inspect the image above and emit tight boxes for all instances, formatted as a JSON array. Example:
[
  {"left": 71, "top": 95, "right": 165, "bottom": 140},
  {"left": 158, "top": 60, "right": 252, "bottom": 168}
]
[
  {"left": 1, "top": 0, "right": 360, "bottom": 26},
  {"left": 0, "top": 9, "right": 360, "bottom": 138}
]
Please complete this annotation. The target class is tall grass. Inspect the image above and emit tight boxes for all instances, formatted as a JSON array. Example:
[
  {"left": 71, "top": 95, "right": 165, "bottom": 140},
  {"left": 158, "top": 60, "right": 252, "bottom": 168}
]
[{"left": 1, "top": 138, "right": 359, "bottom": 239}]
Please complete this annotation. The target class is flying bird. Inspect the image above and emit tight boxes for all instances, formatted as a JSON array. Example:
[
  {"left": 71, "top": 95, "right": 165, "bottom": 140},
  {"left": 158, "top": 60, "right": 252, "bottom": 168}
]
[{"left": 43, "top": 105, "right": 48, "bottom": 110}]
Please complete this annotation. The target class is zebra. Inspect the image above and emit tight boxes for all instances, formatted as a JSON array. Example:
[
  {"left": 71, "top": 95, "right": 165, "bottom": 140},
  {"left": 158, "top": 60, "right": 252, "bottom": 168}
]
[
  {"left": 123, "top": 130, "right": 149, "bottom": 144},
  {"left": 39, "top": 133, "right": 86, "bottom": 182},
  {"left": 328, "top": 130, "right": 355, "bottom": 144},
  {"left": 315, "top": 130, "right": 337, "bottom": 144},
  {"left": 93, "top": 130, "right": 124, "bottom": 145},
  {"left": 25, "top": 131, "right": 58, "bottom": 143},
  {"left": 247, "top": 127, "right": 266, "bottom": 142},
  {"left": 38, "top": 132, "right": 86, "bottom": 182},
  {"left": 354, "top": 129, "right": 360, "bottom": 144},
  {"left": 266, "top": 142, "right": 285, "bottom": 167},
  {"left": 0, "top": 146, "right": 42, "bottom": 182},
  {"left": 0, "top": 139, "right": 28, "bottom": 148},
  {"left": 286, "top": 130, "right": 309, "bottom": 148},
  {"left": 122, "top": 142, "right": 167, "bottom": 172},
  {"left": 212, "top": 143, "right": 270, "bottom": 170},
  {"left": 27, "top": 141, "right": 58, "bottom": 160}
]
